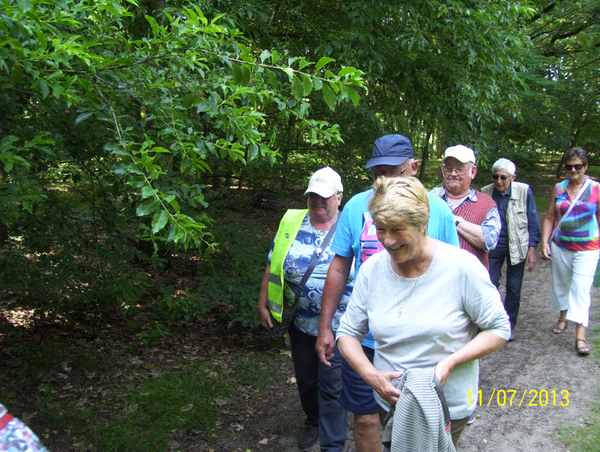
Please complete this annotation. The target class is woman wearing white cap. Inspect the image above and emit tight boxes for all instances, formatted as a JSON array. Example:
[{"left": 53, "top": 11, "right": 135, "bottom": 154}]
[{"left": 258, "top": 167, "right": 352, "bottom": 451}]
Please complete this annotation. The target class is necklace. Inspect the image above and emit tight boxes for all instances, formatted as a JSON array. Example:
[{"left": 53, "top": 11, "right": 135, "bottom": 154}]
[
  {"left": 568, "top": 183, "right": 583, "bottom": 200},
  {"left": 394, "top": 271, "right": 420, "bottom": 318}
]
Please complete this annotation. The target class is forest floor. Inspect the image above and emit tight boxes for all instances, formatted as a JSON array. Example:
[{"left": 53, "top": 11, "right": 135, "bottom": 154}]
[{"left": 2, "top": 204, "right": 600, "bottom": 452}]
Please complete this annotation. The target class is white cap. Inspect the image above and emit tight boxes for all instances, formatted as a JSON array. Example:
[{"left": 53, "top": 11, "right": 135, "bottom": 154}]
[
  {"left": 443, "top": 145, "right": 476, "bottom": 164},
  {"left": 304, "top": 167, "right": 343, "bottom": 198}
]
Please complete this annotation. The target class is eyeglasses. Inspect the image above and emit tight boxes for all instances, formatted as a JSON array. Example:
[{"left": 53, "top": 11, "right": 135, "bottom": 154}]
[
  {"left": 372, "top": 162, "right": 412, "bottom": 178},
  {"left": 442, "top": 165, "right": 470, "bottom": 175},
  {"left": 492, "top": 174, "right": 510, "bottom": 181},
  {"left": 565, "top": 164, "right": 584, "bottom": 171}
]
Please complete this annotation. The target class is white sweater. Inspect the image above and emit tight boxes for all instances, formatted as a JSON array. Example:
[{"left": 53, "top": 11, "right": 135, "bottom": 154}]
[{"left": 336, "top": 241, "right": 510, "bottom": 419}]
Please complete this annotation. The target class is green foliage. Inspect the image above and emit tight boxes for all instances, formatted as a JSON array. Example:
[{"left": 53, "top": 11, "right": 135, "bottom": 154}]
[
  {"left": 487, "top": 0, "right": 600, "bottom": 163},
  {"left": 0, "top": 194, "right": 149, "bottom": 322},
  {"left": 154, "top": 287, "right": 213, "bottom": 323},
  {"left": 195, "top": 206, "right": 267, "bottom": 328},
  {"left": 0, "top": 0, "right": 365, "bottom": 251},
  {"left": 485, "top": 147, "right": 541, "bottom": 177},
  {"left": 0, "top": 0, "right": 367, "bottom": 323}
]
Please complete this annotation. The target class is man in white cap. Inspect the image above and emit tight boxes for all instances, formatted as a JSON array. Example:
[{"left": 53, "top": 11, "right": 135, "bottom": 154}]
[{"left": 433, "top": 145, "right": 501, "bottom": 270}]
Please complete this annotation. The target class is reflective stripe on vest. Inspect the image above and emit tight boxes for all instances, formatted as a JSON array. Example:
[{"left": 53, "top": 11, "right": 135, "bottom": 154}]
[{"left": 267, "top": 209, "right": 308, "bottom": 322}]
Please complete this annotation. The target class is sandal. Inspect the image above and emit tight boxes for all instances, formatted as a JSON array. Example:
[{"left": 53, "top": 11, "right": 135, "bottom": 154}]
[
  {"left": 576, "top": 339, "right": 590, "bottom": 356},
  {"left": 552, "top": 319, "right": 568, "bottom": 334}
]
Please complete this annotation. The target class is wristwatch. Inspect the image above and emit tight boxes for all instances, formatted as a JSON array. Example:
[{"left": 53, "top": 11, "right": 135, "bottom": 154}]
[{"left": 455, "top": 216, "right": 464, "bottom": 227}]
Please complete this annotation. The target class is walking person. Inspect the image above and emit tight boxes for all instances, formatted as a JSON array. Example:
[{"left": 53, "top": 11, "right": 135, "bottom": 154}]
[
  {"left": 432, "top": 145, "right": 501, "bottom": 270},
  {"left": 481, "top": 158, "right": 542, "bottom": 341},
  {"left": 336, "top": 177, "right": 509, "bottom": 450},
  {"left": 540, "top": 147, "right": 600, "bottom": 355},
  {"left": 316, "top": 134, "right": 458, "bottom": 452},
  {"left": 257, "top": 167, "right": 350, "bottom": 450}
]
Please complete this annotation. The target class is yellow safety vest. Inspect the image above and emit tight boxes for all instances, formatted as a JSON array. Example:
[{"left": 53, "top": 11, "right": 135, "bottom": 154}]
[{"left": 267, "top": 209, "right": 308, "bottom": 322}]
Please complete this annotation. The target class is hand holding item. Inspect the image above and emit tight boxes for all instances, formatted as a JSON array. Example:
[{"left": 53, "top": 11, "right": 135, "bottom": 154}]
[
  {"left": 370, "top": 370, "right": 404, "bottom": 405},
  {"left": 541, "top": 242, "right": 552, "bottom": 260}
]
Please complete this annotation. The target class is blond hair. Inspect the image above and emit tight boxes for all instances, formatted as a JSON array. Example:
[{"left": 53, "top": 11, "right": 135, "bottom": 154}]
[{"left": 368, "top": 177, "right": 430, "bottom": 230}]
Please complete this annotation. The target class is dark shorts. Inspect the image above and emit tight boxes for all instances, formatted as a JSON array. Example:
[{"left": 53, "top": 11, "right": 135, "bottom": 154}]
[{"left": 338, "top": 345, "right": 379, "bottom": 414}]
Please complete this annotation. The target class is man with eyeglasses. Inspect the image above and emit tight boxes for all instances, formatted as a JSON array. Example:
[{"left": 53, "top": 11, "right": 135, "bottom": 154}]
[
  {"left": 432, "top": 145, "right": 501, "bottom": 271},
  {"left": 316, "top": 134, "right": 458, "bottom": 452},
  {"left": 481, "top": 158, "right": 541, "bottom": 341}
]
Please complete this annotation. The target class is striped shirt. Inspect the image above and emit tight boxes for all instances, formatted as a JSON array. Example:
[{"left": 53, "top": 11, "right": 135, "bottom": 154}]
[{"left": 554, "top": 177, "right": 600, "bottom": 251}]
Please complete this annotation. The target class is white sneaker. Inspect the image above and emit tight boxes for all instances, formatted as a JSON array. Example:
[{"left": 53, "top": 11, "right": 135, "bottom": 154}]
[{"left": 467, "top": 411, "right": 477, "bottom": 425}]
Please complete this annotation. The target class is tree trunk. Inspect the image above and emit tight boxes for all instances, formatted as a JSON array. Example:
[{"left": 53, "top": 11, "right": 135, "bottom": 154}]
[{"left": 418, "top": 129, "right": 432, "bottom": 180}]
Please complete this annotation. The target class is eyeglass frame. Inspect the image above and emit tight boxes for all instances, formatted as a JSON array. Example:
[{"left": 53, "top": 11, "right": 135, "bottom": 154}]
[
  {"left": 441, "top": 163, "right": 472, "bottom": 175},
  {"left": 372, "top": 160, "right": 414, "bottom": 178},
  {"left": 565, "top": 163, "right": 585, "bottom": 171},
  {"left": 492, "top": 174, "right": 510, "bottom": 181}
]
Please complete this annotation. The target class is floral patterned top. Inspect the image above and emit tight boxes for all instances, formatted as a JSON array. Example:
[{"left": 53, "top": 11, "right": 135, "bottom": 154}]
[{"left": 268, "top": 213, "right": 353, "bottom": 336}]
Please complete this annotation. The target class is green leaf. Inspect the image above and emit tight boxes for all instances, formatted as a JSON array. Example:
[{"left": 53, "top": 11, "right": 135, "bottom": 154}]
[
  {"left": 38, "top": 79, "right": 49, "bottom": 99},
  {"left": 271, "top": 50, "right": 280, "bottom": 65},
  {"left": 301, "top": 74, "right": 313, "bottom": 96},
  {"left": 232, "top": 63, "right": 242, "bottom": 84},
  {"left": 75, "top": 111, "right": 94, "bottom": 124},
  {"left": 322, "top": 86, "right": 336, "bottom": 111},
  {"left": 315, "top": 57, "right": 335, "bottom": 72},
  {"left": 152, "top": 210, "right": 169, "bottom": 234},
  {"left": 247, "top": 144, "right": 259, "bottom": 161},
  {"left": 3, "top": 159, "right": 14, "bottom": 173},
  {"left": 168, "top": 199, "right": 180, "bottom": 214},
  {"left": 22, "top": 200, "right": 33, "bottom": 214},
  {"left": 17, "top": 0, "right": 32, "bottom": 12},
  {"left": 346, "top": 86, "right": 360, "bottom": 106},
  {"left": 0, "top": 135, "right": 19, "bottom": 152},
  {"left": 10, "top": 65, "right": 23, "bottom": 85},
  {"left": 291, "top": 75, "right": 304, "bottom": 99},
  {"left": 182, "top": 93, "right": 201, "bottom": 108},
  {"left": 267, "top": 70, "right": 278, "bottom": 88},
  {"left": 145, "top": 15, "right": 160, "bottom": 38},
  {"left": 136, "top": 199, "right": 159, "bottom": 216},
  {"left": 141, "top": 186, "right": 158, "bottom": 199},
  {"left": 241, "top": 65, "right": 251, "bottom": 86},
  {"left": 338, "top": 67, "right": 359, "bottom": 77},
  {"left": 282, "top": 67, "right": 294, "bottom": 81},
  {"left": 36, "top": 28, "right": 47, "bottom": 52},
  {"left": 232, "top": 64, "right": 251, "bottom": 86},
  {"left": 298, "top": 57, "right": 310, "bottom": 70}
]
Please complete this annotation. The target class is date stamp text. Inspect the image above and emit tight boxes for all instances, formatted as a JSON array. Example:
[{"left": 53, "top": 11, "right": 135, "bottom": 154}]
[{"left": 468, "top": 389, "right": 569, "bottom": 407}]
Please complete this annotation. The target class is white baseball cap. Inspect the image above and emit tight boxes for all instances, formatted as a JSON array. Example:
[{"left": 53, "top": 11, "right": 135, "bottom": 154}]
[
  {"left": 304, "top": 167, "right": 343, "bottom": 198},
  {"left": 443, "top": 145, "right": 476, "bottom": 164}
]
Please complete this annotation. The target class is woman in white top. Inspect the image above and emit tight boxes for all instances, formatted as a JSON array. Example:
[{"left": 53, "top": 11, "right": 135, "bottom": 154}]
[{"left": 336, "top": 177, "right": 510, "bottom": 448}]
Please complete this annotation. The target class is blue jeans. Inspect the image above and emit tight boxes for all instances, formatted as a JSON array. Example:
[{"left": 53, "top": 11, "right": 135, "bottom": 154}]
[
  {"left": 288, "top": 326, "right": 347, "bottom": 451},
  {"left": 488, "top": 246, "right": 525, "bottom": 328}
]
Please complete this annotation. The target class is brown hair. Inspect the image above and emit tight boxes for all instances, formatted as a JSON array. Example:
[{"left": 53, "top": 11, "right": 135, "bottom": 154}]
[{"left": 563, "top": 147, "right": 588, "bottom": 165}]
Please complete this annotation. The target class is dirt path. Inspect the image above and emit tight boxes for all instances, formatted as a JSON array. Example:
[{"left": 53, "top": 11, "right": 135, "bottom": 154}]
[
  {"left": 458, "top": 255, "right": 600, "bottom": 452},
  {"left": 215, "top": 254, "right": 600, "bottom": 452}
]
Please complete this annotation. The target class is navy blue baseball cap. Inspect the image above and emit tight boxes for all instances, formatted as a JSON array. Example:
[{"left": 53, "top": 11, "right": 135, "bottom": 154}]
[{"left": 366, "top": 134, "right": 414, "bottom": 168}]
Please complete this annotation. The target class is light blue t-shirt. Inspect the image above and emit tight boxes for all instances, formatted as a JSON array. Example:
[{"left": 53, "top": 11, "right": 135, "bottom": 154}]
[
  {"left": 331, "top": 189, "right": 459, "bottom": 348},
  {"left": 268, "top": 213, "right": 354, "bottom": 336}
]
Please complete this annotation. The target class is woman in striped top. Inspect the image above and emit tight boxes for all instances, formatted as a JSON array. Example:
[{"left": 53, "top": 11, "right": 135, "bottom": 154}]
[{"left": 541, "top": 147, "right": 600, "bottom": 355}]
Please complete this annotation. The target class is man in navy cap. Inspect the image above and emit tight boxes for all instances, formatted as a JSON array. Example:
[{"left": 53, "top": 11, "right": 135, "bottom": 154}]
[{"left": 316, "top": 134, "right": 459, "bottom": 452}]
